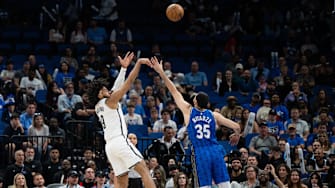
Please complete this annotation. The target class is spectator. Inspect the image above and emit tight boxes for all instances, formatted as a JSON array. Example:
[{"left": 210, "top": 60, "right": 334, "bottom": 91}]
[
  {"left": 48, "top": 116, "right": 66, "bottom": 149},
  {"left": 284, "top": 107, "right": 310, "bottom": 141},
  {"left": 173, "top": 172, "right": 190, "bottom": 188},
  {"left": 73, "top": 92, "right": 96, "bottom": 121},
  {"left": 255, "top": 98, "right": 271, "bottom": 124},
  {"left": 80, "top": 167, "right": 96, "bottom": 188},
  {"left": 27, "top": 112, "right": 50, "bottom": 160},
  {"left": 0, "top": 60, "right": 16, "bottom": 82},
  {"left": 285, "top": 169, "right": 308, "bottom": 188},
  {"left": 145, "top": 126, "right": 184, "bottom": 166},
  {"left": 239, "top": 109, "right": 259, "bottom": 137},
  {"left": 284, "top": 83, "right": 308, "bottom": 110},
  {"left": 258, "top": 170, "right": 279, "bottom": 188},
  {"left": 110, "top": 19, "right": 133, "bottom": 49},
  {"left": 60, "top": 48, "right": 79, "bottom": 72},
  {"left": 32, "top": 173, "right": 46, "bottom": 188},
  {"left": 92, "top": 171, "right": 107, "bottom": 188},
  {"left": 127, "top": 133, "right": 143, "bottom": 188},
  {"left": 49, "top": 20, "right": 66, "bottom": 43},
  {"left": 60, "top": 170, "right": 83, "bottom": 188},
  {"left": 45, "top": 81, "right": 64, "bottom": 118},
  {"left": 1, "top": 96, "right": 18, "bottom": 124},
  {"left": 239, "top": 147, "right": 249, "bottom": 167},
  {"left": 212, "top": 71, "right": 222, "bottom": 93},
  {"left": 183, "top": 61, "right": 208, "bottom": 87},
  {"left": 80, "top": 46, "right": 102, "bottom": 75},
  {"left": 8, "top": 173, "right": 28, "bottom": 188},
  {"left": 42, "top": 147, "right": 62, "bottom": 185},
  {"left": 306, "top": 172, "right": 324, "bottom": 188},
  {"left": 285, "top": 124, "right": 305, "bottom": 148},
  {"left": 153, "top": 166, "right": 166, "bottom": 188},
  {"left": 19, "top": 69, "right": 45, "bottom": 97},
  {"left": 148, "top": 157, "right": 159, "bottom": 178},
  {"left": 249, "top": 123, "right": 278, "bottom": 157},
  {"left": 238, "top": 165, "right": 259, "bottom": 187},
  {"left": 105, "top": 167, "right": 116, "bottom": 187},
  {"left": 4, "top": 150, "right": 33, "bottom": 187},
  {"left": 125, "top": 92, "right": 146, "bottom": 118},
  {"left": 270, "top": 93, "right": 289, "bottom": 123},
  {"left": 87, "top": 19, "right": 107, "bottom": 46},
  {"left": 57, "top": 82, "right": 83, "bottom": 121},
  {"left": 165, "top": 100, "right": 184, "bottom": 126},
  {"left": 266, "top": 109, "right": 285, "bottom": 137},
  {"left": 124, "top": 103, "right": 143, "bottom": 126},
  {"left": 165, "top": 164, "right": 180, "bottom": 188},
  {"left": 310, "top": 89, "right": 333, "bottom": 116},
  {"left": 24, "top": 146, "right": 43, "bottom": 176},
  {"left": 220, "top": 96, "right": 243, "bottom": 120},
  {"left": 52, "top": 159, "right": 72, "bottom": 184},
  {"left": 250, "top": 60, "right": 270, "bottom": 82},
  {"left": 228, "top": 158, "right": 246, "bottom": 183},
  {"left": 19, "top": 102, "right": 37, "bottom": 134},
  {"left": 153, "top": 109, "right": 177, "bottom": 132},
  {"left": 77, "top": 147, "right": 104, "bottom": 174},
  {"left": 36, "top": 64, "right": 52, "bottom": 90},
  {"left": 143, "top": 96, "right": 158, "bottom": 119},
  {"left": 268, "top": 146, "right": 285, "bottom": 168},
  {"left": 54, "top": 61, "right": 75, "bottom": 89},
  {"left": 130, "top": 78, "right": 144, "bottom": 97},
  {"left": 242, "top": 92, "right": 261, "bottom": 113},
  {"left": 238, "top": 70, "right": 258, "bottom": 96},
  {"left": 70, "top": 21, "right": 87, "bottom": 44},
  {"left": 218, "top": 69, "right": 239, "bottom": 96}
]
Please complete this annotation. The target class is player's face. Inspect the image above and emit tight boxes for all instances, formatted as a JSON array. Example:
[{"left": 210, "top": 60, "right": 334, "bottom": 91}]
[{"left": 98, "top": 86, "right": 110, "bottom": 99}]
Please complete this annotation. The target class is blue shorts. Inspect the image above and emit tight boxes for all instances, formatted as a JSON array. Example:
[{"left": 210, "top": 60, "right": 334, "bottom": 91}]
[{"left": 192, "top": 145, "right": 230, "bottom": 187}]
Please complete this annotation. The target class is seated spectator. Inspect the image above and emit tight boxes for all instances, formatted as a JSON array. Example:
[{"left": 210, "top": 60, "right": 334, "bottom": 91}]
[
  {"left": 266, "top": 109, "right": 285, "bottom": 137},
  {"left": 285, "top": 124, "right": 305, "bottom": 148},
  {"left": 146, "top": 108, "right": 160, "bottom": 133},
  {"left": 239, "top": 109, "right": 259, "bottom": 137},
  {"left": 20, "top": 102, "right": 37, "bottom": 134},
  {"left": 79, "top": 167, "right": 95, "bottom": 188},
  {"left": 0, "top": 60, "right": 16, "bottom": 82},
  {"left": 152, "top": 109, "right": 177, "bottom": 132},
  {"left": 238, "top": 69, "right": 258, "bottom": 96},
  {"left": 218, "top": 69, "right": 239, "bottom": 96},
  {"left": 45, "top": 81, "right": 64, "bottom": 118},
  {"left": 124, "top": 92, "right": 146, "bottom": 118},
  {"left": 183, "top": 61, "right": 208, "bottom": 87},
  {"left": 110, "top": 19, "right": 133, "bottom": 49},
  {"left": 284, "top": 107, "right": 309, "bottom": 141},
  {"left": 87, "top": 19, "right": 107, "bottom": 46},
  {"left": 237, "top": 165, "right": 259, "bottom": 187},
  {"left": 8, "top": 173, "right": 28, "bottom": 188},
  {"left": 81, "top": 46, "right": 102, "bottom": 75},
  {"left": 73, "top": 92, "right": 96, "bottom": 121},
  {"left": 124, "top": 103, "right": 143, "bottom": 126},
  {"left": 1, "top": 96, "right": 18, "bottom": 124},
  {"left": 165, "top": 164, "right": 180, "bottom": 188},
  {"left": 153, "top": 166, "right": 166, "bottom": 188},
  {"left": 52, "top": 159, "right": 72, "bottom": 184},
  {"left": 143, "top": 96, "right": 158, "bottom": 118},
  {"left": 24, "top": 146, "right": 43, "bottom": 176},
  {"left": 60, "top": 48, "right": 79, "bottom": 72},
  {"left": 249, "top": 123, "right": 278, "bottom": 157},
  {"left": 93, "top": 170, "right": 107, "bottom": 188},
  {"left": 27, "top": 112, "right": 50, "bottom": 160},
  {"left": 221, "top": 96, "right": 243, "bottom": 120},
  {"left": 32, "top": 173, "right": 46, "bottom": 188},
  {"left": 284, "top": 84, "right": 308, "bottom": 110},
  {"left": 312, "top": 108, "right": 334, "bottom": 133},
  {"left": 173, "top": 172, "right": 191, "bottom": 188},
  {"left": 19, "top": 69, "right": 45, "bottom": 97},
  {"left": 211, "top": 71, "right": 222, "bottom": 93},
  {"left": 48, "top": 20, "right": 65, "bottom": 43},
  {"left": 306, "top": 148, "right": 329, "bottom": 174},
  {"left": 70, "top": 21, "right": 87, "bottom": 44},
  {"left": 127, "top": 133, "right": 143, "bottom": 188},
  {"left": 250, "top": 60, "right": 270, "bottom": 82},
  {"left": 268, "top": 146, "right": 285, "bottom": 168},
  {"left": 310, "top": 89, "right": 334, "bottom": 116},
  {"left": 36, "top": 64, "right": 52, "bottom": 90},
  {"left": 242, "top": 92, "right": 261, "bottom": 113},
  {"left": 228, "top": 158, "right": 246, "bottom": 183},
  {"left": 130, "top": 78, "right": 144, "bottom": 97},
  {"left": 54, "top": 61, "right": 75, "bottom": 89},
  {"left": 165, "top": 100, "right": 184, "bottom": 126},
  {"left": 145, "top": 126, "right": 185, "bottom": 166},
  {"left": 306, "top": 172, "right": 324, "bottom": 188},
  {"left": 270, "top": 93, "right": 289, "bottom": 123},
  {"left": 4, "top": 150, "right": 33, "bottom": 187},
  {"left": 42, "top": 147, "right": 62, "bottom": 185},
  {"left": 255, "top": 98, "right": 271, "bottom": 124},
  {"left": 60, "top": 170, "right": 83, "bottom": 188}
]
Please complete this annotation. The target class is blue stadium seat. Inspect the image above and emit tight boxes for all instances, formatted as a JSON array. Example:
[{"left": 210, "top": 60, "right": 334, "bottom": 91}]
[
  {"left": 148, "top": 132, "right": 163, "bottom": 139},
  {"left": 22, "top": 31, "right": 40, "bottom": 42},
  {"left": 35, "top": 43, "right": 51, "bottom": 54},
  {"left": 0, "top": 43, "right": 13, "bottom": 54},
  {"left": 15, "top": 43, "right": 33, "bottom": 54},
  {"left": 128, "top": 125, "right": 148, "bottom": 137},
  {"left": 35, "top": 90, "right": 47, "bottom": 104}
]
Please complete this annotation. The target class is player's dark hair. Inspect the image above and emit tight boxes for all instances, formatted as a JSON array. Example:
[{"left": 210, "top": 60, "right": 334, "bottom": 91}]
[
  {"left": 196, "top": 92, "right": 209, "bottom": 109},
  {"left": 87, "top": 78, "right": 109, "bottom": 107}
]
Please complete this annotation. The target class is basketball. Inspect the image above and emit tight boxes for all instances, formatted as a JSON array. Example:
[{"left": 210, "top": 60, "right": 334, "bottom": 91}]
[{"left": 166, "top": 3, "right": 184, "bottom": 22}]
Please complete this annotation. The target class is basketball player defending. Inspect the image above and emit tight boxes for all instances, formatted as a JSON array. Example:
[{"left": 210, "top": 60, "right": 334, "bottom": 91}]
[
  {"left": 88, "top": 52, "right": 156, "bottom": 188},
  {"left": 150, "top": 57, "right": 240, "bottom": 188}
]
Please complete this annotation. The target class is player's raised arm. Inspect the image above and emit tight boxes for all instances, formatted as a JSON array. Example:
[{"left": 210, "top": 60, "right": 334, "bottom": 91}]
[
  {"left": 213, "top": 111, "right": 241, "bottom": 145},
  {"left": 150, "top": 56, "right": 191, "bottom": 115},
  {"left": 107, "top": 58, "right": 150, "bottom": 106},
  {"left": 111, "top": 51, "right": 134, "bottom": 91}
]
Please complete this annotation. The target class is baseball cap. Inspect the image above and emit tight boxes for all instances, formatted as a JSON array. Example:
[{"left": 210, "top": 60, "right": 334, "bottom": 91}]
[
  {"left": 259, "top": 122, "right": 268, "bottom": 127},
  {"left": 269, "top": 109, "right": 277, "bottom": 115},
  {"left": 235, "top": 63, "right": 244, "bottom": 70},
  {"left": 226, "top": 95, "right": 237, "bottom": 102},
  {"left": 95, "top": 170, "right": 105, "bottom": 177},
  {"left": 288, "top": 124, "right": 296, "bottom": 130},
  {"left": 68, "top": 170, "right": 79, "bottom": 177}
]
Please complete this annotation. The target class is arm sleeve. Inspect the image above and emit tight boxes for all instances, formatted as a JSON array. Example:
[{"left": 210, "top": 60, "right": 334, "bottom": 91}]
[{"left": 111, "top": 67, "right": 127, "bottom": 91}]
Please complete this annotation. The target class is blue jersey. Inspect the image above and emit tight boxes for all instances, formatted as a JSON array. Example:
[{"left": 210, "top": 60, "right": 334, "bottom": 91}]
[
  {"left": 187, "top": 107, "right": 230, "bottom": 186},
  {"left": 187, "top": 108, "right": 218, "bottom": 148}
]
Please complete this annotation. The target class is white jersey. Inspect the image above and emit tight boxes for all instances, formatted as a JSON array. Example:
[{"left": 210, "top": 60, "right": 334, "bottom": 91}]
[{"left": 96, "top": 98, "right": 128, "bottom": 141}]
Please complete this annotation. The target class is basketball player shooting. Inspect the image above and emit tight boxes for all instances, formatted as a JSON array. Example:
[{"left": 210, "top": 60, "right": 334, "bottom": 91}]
[
  {"left": 88, "top": 52, "right": 156, "bottom": 188},
  {"left": 150, "top": 56, "right": 240, "bottom": 188}
]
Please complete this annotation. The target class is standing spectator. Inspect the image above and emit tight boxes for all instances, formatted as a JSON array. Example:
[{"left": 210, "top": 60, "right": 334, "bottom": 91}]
[
  {"left": 183, "top": 61, "right": 208, "bottom": 87},
  {"left": 42, "top": 147, "right": 62, "bottom": 185},
  {"left": 4, "top": 150, "right": 33, "bottom": 187},
  {"left": 57, "top": 82, "right": 83, "bottom": 122},
  {"left": 152, "top": 109, "right": 177, "bottom": 132},
  {"left": 110, "top": 19, "right": 133, "bottom": 49},
  {"left": 70, "top": 21, "right": 87, "bottom": 44},
  {"left": 87, "top": 19, "right": 107, "bottom": 46}
]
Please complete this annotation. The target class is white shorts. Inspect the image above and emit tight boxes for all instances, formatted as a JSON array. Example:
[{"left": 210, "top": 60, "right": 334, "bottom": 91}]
[{"left": 105, "top": 135, "right": 143, "bottom": 176}]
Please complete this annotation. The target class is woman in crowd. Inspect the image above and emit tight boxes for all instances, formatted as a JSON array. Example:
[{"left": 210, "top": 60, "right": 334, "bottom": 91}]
[
  {"left": 153, "top": 166, "right": 167, "bottom": 188},
  {"left": 8, "top": 173, "right": 28, "bottom": 188},
  {"left": 286, "top": 169, "right": 308, "bottom": 188},
  {"left": 28, "top": 113, "right": 50, "bottom": 160},
  {"left": 306, "top": 172, "right": 324, "bottom": 188},
  {"left": 173, "top": 172, "right": 191, "bottom": 188}
]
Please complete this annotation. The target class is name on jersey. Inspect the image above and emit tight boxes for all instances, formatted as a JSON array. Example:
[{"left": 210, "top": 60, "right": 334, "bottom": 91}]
[
  {"left": 192, "top": 115, "right": 212, "bottom": 124},
  {"left": 96, "top": 106, "right": 104, "bottom": 114}
]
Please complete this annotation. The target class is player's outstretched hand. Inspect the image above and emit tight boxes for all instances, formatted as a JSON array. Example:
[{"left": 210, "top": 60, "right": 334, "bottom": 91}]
[
  {"left": 150, "top": 56, "right": 164, "bottom": 74},
  {"left": 118, "top": 51, "right": 134, "bottom": 68},
  {"left": 229, "top": 133, "right": 240, "bottom": 146}
]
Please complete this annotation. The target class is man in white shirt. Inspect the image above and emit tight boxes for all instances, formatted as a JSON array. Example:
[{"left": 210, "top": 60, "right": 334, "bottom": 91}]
[
  {"left": 153, "top": 109, "right": 177, "bottom": 132},
  {"left": 19, "top": 69, "right": 45, "bottom": 96}
]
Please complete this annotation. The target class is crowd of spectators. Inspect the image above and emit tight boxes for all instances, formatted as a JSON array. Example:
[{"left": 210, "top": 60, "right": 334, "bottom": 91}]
[{"left": 0, "top": 0, "right": 335, "bottom": 187}]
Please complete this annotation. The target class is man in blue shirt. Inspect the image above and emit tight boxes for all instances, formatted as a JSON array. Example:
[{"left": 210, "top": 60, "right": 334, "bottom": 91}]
[{"left": 184, "top": 61, "right": 208, "bottom": 87}]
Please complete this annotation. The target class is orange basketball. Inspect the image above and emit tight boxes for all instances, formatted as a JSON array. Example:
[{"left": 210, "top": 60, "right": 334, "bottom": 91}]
[{"left": 166, "top": 3, "right": 184, "bottom": 22}]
